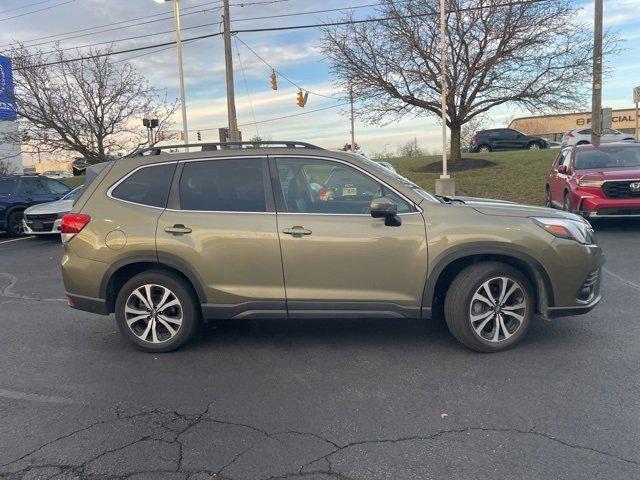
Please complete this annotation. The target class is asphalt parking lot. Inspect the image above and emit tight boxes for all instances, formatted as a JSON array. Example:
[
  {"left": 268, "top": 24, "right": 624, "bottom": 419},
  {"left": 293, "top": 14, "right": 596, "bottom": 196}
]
[{"left": 1, "top": 221, "right": 639, "bottom": 480}]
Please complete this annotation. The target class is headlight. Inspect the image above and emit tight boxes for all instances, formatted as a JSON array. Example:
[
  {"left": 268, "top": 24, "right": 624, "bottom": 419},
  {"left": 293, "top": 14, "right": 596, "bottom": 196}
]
[
  {"left": 577, "top": 179, "right": 604, "bottom": 187},
  {"left": 531, "top": 217, "right": 595, "bottom": 245}
]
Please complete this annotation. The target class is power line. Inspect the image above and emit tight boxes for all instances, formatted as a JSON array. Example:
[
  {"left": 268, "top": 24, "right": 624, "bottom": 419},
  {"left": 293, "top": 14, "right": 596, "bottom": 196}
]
[
  {"left": 0, "top": 0, "right": 76, "bottom": 23},
  {"left": 234, "top": 35, "right": 341, "bottom": 100},
  {"left": 238, "top": 102, "right": 349, "bottom": 127},
  {"left": 0, "top": 0, "right": 57, "bottom": 15},
  {"left": 232, "top": 2, "right": 382, "bottom": 23},
  {"left": 0, "top": 1, "right": 223, "bottom": 49},
  {"left": 14, "top": 0, "right": 552, "bottom": 70},
  {"left": 234, "top": 36, "right": 260, "bottom": 137}
]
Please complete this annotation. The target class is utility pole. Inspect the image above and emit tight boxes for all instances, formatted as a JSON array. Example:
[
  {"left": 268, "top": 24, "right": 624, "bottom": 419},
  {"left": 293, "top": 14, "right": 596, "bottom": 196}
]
[
  {"left": 349, "top": 84, "right": 355, "bottom": 152},
  {"left": 591, "top": 0, "right": 603, "bottom": 146},
  {"left": 435, "top": 0, "right": 455, "bottom": 196},
  {"left": 222, "top": 0, "right": 239, "bottom": 142}
]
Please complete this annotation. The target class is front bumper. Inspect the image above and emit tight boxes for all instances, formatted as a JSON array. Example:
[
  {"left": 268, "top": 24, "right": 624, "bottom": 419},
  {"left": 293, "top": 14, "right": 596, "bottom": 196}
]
[{"left": 23, "top": 218, "right": 63, "bottom": 235}]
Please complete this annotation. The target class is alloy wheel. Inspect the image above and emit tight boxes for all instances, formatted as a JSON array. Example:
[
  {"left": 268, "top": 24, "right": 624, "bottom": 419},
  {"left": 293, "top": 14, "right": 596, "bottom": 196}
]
[
  {"left": 468, "top": 276, "right": 527, "bottom": 343},
  {"left": 10, "top": 213, "right": 25, "bottom": 236},
  {"left": 125, "top": 284, "right": 183, "bottom": 343},
  {"left": 528, "top": 143, "right": 540, "bottom": 150}
]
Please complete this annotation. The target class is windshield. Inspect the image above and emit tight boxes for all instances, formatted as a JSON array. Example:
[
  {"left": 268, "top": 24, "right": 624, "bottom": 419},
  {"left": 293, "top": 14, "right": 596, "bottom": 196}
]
[
  {"left": 356, "top": 154, "right": 440, "bottom": 203},
  {"left": 575, "top": 146, "right": 640, "bottom": 170}
]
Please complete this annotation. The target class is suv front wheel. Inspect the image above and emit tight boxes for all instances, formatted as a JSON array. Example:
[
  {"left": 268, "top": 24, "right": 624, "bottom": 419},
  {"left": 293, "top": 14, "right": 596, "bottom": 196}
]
[
  {"left": 444, "top": 262, "right": 533, "bottom": 352},
  {"left": 115, "top": 270, "right": 201, "bottom": 352}
]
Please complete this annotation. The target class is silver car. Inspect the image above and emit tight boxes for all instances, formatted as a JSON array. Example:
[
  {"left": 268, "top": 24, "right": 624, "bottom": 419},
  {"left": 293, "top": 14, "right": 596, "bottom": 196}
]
[
  {"left": 562, "top": 127, "right": 635, "bottom": 147},
  {"left": 23, "top": 187, "right": 82, "bottom": 235}
]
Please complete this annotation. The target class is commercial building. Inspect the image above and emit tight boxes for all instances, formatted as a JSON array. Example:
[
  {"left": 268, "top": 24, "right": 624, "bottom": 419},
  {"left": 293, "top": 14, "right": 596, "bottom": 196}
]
[
  {"left": 0, "top": 55, "right": 23, "bottom": 173},
  {"left": 509, "top": 108, "right": 639, "bottom": 142}
]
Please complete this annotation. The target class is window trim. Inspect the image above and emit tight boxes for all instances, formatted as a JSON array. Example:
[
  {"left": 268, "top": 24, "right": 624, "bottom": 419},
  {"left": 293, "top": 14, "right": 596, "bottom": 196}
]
[
  {"left": 269, "top": 154, "right": 421, "bottom": 216},
  {"left": 167, "top": 155, "right": 274, "bottom": 214},
  {"left": 107, "top": 161, "right": 178, "bottom": 210}
]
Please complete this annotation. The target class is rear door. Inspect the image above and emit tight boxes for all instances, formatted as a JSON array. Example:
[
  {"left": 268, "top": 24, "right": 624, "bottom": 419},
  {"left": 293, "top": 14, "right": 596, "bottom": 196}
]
[
  {"left": 271, "top": 155, "right": 427, "bottom": 319},
  {"left": 156, "top": 156, "right": 286, "bottom": 318}
]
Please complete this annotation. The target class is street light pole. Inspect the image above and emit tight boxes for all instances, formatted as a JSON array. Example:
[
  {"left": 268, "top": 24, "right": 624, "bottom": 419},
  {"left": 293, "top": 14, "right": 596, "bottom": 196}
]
[
  {"left": 591, "top": 0, "right": 603, "bottom": 147},
  {"left": 435, "top": 0, "right": 455, "bottom": 196},
  {"left": 223, "top": 0, "right": 240, "bottom": 141},
  {"left": 155, "top": 0, "right": 190, "bottom": 147}
]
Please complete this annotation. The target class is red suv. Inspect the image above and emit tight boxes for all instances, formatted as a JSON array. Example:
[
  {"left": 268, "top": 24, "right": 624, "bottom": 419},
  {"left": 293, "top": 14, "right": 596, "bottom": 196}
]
[{"left": 546, "top": 143, "right": 640, "bottom": 218}]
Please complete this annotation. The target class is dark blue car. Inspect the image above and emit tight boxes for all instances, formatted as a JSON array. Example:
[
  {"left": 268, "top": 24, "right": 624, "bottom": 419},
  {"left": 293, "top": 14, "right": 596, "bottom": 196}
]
[{"left": 0, "top": 175, "right": 71, "bottom": 237}]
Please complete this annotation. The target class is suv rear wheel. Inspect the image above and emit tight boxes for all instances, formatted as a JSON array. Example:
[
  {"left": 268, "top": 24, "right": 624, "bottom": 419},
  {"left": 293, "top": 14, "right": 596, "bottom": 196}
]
[
  {"left": 477, "top": 145, "right": 491, "bottom": 153},
  {"left": 115, "top": 270, "right": 200, "bottom": 352},
  {"left": 444, "top": 262, "right": 533, "bottom": 352},
  {"left": 527, "top": 142, "right": 541, "bottom": 150}
]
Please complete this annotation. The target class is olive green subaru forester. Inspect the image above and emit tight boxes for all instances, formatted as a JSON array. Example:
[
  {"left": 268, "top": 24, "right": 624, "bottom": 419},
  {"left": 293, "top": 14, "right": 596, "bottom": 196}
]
[{"left": 61, "top": 141, "right": 604, "bottom": 353}]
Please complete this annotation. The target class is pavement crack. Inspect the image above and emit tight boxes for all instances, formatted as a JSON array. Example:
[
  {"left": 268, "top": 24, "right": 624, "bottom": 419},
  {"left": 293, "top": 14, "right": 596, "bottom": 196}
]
[{"left": 0, "top": 271, "right": 65, "bottom": 302}]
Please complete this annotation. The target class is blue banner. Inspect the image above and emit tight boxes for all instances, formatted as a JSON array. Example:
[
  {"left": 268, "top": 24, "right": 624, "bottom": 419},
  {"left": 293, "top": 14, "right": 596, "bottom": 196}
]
[{"left": 0, "top": 55, "right": 17, "bottom": 121}]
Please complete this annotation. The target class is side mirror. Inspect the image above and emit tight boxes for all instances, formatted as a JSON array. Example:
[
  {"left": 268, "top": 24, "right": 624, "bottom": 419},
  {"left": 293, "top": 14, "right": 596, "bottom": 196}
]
[
  {"left": 370, "top": 196, "right": 401, "bottom": 226},
  {"left": 558, "top": 165, "right": 567, "bottom": 174}
]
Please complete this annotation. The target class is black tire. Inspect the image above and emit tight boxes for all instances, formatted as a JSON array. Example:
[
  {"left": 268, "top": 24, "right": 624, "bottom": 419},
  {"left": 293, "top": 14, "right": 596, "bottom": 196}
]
[
  {"left": 576, "top": 141, "right": 590, "bottom": 146},
  {"left": 477, "top": 144, "right": 491, "bottom": 153},
  {"left": 564, "top": 191, "right": 573, "bottom": 212},
  {"left": 115, "top": 270, "right": 201, "bottom": 353},
  {"left": 444, "top": 262, "right": 534, "bottom": 353},
  {"left": 6, "top": 210, "right": 25, "bottom": 237},
  {"left": 527, "top": 142, "right": 541, "bottom": 150},
  {"left": 545, "top": 185, "right": 553, "bottom": 208}
]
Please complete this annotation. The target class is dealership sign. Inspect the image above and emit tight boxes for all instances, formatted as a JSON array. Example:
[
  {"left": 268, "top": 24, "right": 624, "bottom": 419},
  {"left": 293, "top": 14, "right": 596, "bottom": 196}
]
[
  {"left": 576, "top": 113, "right": 638, "bottom": 126},
  {"left": 0, "top": 55, "right": 17, "bottom": 121}
]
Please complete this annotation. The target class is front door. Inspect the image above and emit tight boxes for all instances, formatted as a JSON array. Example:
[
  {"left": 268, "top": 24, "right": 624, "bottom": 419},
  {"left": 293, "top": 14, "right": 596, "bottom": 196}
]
[
  {"left": 271, "top": 156, "right": 428, "bottom": 319},
  {"left": 156, "top": 157, "right": 286, "bottom": 318}
]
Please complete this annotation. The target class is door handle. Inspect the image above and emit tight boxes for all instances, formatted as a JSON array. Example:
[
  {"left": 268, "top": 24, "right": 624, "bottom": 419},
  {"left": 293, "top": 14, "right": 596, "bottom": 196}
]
[
  {"left": 164, "top": 224, "right": 192, "bottom": 234},
  {"left": 282, "top": 226, "right": 312, "bottom": 236}
]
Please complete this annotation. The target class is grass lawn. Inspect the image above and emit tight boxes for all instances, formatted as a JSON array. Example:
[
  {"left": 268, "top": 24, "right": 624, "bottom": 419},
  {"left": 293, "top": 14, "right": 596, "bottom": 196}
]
[
  {"left": 63, "top": 176, "right": 85, "bottom": 189},
  {"left": 390, "top": 149, "right": 558, "bottom": 206}
]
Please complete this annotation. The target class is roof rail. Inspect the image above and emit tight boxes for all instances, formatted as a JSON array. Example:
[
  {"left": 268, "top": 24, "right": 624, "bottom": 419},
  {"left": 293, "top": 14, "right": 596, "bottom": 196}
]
[{"left": 135, "top": 141, "right": 323, "bottom": 156}]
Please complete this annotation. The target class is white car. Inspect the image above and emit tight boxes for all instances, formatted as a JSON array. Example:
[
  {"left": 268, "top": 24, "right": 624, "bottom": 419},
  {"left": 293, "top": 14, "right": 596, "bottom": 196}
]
[
  {"left": 42, "top": 170, "right": 73, "bottom": 179},
  {"left": 561, "top": 127, "right": 635, "bottom": 147},
  {"left": 23, "top": 187, "right": 82, "bottom": 235}
]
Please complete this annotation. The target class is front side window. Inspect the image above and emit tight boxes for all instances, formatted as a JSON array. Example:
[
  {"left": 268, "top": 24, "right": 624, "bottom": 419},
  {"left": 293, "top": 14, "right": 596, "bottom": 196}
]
[
  {"left": 44, "top": 178, "right": 71, "bottom": 194},
  {"left": 111, "top": 163, "right": 176, "bottom": 208},
  {"left": 275, "top": 157, "right": 411, "bottom": 215},
  {"left": 179, "top": 158, "right": 266, "bottom": 212}
]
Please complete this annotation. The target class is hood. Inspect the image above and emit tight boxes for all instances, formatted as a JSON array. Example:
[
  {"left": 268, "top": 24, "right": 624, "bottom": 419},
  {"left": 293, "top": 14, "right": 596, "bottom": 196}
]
[
  {"left": 24, "top": 199, "right": 74, "bottom": 215},
  {"left": 461, "top": 196, "right": 579, "bottom": 220},
  {"left": 576, "top": 168, "right": 640, "bottom": 181}
]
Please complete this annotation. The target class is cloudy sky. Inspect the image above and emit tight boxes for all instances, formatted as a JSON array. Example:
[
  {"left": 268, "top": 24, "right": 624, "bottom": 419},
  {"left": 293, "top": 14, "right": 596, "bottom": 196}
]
[{"left": 2, "top": 0, "right": 640, "bottom": 157}]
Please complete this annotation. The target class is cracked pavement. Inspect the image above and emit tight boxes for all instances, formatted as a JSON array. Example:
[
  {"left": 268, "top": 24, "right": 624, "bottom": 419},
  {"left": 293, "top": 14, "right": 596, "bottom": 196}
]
[{"left": 1, "top": 220, "right": 640, "bottom": 479}]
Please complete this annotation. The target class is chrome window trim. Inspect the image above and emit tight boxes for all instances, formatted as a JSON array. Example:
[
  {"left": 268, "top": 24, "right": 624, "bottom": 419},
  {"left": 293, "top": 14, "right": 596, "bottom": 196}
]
[
  {"left": 106, "top": 161, "right": 178, "bottom": 210},
  {"left": 271, "top": 154, "right": 423, "bottom": 214},
  {"left": 164, "top": 208, "right": 274, "bottom": 215}
]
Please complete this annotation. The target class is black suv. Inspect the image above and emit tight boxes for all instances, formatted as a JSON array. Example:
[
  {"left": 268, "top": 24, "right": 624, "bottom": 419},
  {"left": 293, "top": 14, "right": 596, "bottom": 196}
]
[
  {"left": 470, "top": 128, "right": 549, "bottom": 153},
  {"left": 0, "top": 175, "right": 71, "bottom": 236}
]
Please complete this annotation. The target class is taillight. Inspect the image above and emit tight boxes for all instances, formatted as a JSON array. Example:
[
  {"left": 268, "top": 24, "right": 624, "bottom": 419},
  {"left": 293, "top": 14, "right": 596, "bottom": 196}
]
[
  {"left": 470, "top": 135, "right": 477, "bottom": 145},
  {"left": 60, "top": 213, "right": 91, "bottom": 243}
]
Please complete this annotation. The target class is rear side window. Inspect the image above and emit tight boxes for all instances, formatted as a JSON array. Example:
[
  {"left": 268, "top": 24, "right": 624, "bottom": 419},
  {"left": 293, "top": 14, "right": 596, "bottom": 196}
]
[
  {"left": 111, "top": 163, "right": 176, "bottom": 208},
  {"left": 179, "top": 158, "right": 266, "bottom": 212},
  {"left": 20, "top": 177, "right": 49, "bottom": 195}
]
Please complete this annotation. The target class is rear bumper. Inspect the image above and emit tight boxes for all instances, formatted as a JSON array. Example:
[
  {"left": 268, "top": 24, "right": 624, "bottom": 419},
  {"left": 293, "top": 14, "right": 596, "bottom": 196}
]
[{"left": 66, "top": 292, "right": 108, "bottom": 315}]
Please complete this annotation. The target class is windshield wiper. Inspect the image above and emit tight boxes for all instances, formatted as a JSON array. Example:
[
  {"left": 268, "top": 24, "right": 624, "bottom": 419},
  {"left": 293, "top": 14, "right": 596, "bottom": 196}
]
[{"left": 435, "top": 194, "right": 465, "bottom": 204}]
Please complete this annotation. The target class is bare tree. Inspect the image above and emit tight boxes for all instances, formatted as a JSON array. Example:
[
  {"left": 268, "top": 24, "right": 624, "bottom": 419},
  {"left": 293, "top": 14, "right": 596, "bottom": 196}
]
[
  {"left": 460, "top": 114, "right": 490, "bottom": 150},
  {"left": 322, "top": 0, "right": 614, "bottom": 162},
  {"left": 399, "top": 138, "right": 424, "bottom": 158},
  {"left": 0, "top": 159, "right": 16, "bottom": 176},
  {"left": 2, "top": 45, "right": 179, "bottom": 164}
]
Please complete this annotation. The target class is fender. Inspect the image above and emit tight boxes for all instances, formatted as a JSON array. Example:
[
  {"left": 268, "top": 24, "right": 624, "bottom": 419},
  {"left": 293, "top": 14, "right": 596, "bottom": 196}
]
[
  {"left": 99, "top": 252, "right": 208, "bottom": 305},
  {"left": 422, "top": 242, "right": 555, "bottom": 311}
]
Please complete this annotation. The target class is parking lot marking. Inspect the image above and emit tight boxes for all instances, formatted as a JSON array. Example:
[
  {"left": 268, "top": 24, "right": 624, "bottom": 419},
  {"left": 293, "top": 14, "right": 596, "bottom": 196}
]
[
  {"left": 0, "top": 237, "right": 32, "bottom": 245},
  {"left": 0, "top": 388, "right": 80, "bottom": 405},
  {"left": 604, "top": 268, "right": 640, "bottom": 292}
]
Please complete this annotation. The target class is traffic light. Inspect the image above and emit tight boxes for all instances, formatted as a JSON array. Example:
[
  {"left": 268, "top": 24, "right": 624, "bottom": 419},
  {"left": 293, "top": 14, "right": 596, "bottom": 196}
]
[
  {"left": 197, "top": 130, "right": 202, "bottom": 141},
  {"left": 296, "top": 89, "right": 308, "bottom": 108},
  {"left": 270, "top": 70, "right": 278, "bottom": 90}
]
